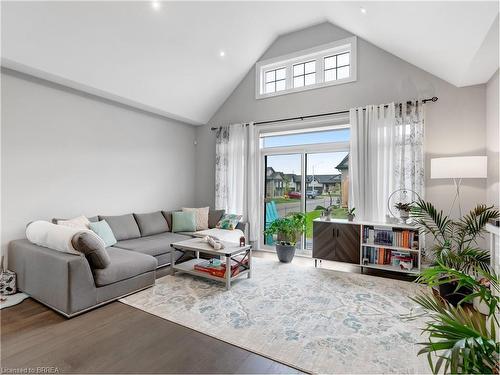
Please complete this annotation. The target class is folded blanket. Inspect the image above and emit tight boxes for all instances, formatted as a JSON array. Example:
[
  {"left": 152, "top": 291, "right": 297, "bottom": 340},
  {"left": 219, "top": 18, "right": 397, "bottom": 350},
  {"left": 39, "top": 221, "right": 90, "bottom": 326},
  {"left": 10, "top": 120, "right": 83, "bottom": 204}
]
[
  {"left": 195, "top": 228, "right": 244, "bottom": 244},
  {"left": 26, "top": 220, "right": 105, "bottom": 254}
]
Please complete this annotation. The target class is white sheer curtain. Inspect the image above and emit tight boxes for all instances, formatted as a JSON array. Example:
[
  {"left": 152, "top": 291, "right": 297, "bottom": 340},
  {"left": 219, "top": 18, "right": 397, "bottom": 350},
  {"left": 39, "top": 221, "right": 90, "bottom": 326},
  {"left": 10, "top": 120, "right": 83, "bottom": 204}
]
[
  {"left": 349, "top": 104, "right": 396, "bottom": 221},
  {"left": 349, "top": 101, "right": 425, "bottom": 222},
  {"left": 215, "top": 123, "right": 259, "bottom": 241}
]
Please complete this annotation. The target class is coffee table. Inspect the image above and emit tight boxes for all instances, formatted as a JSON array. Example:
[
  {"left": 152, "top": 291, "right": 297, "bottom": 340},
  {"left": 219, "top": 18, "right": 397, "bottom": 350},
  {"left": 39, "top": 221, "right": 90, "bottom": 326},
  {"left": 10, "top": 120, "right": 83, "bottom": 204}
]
[{"left": 170, "top": 238, "right": 252, "bottom": 290}]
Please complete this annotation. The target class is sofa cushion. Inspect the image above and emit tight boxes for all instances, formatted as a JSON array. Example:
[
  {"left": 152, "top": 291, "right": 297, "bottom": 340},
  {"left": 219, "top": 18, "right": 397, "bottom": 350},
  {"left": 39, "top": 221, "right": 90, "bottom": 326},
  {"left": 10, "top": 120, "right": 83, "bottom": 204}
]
[
  {"left": 89, "top": 220, "right": 117, "bottom": 247},
  {"left": 72, "top": 232, "right": 111, "bottom": 269},
  {"left": 134, "top": 211, "right": 169, "bottom": 236},
  {"left": 208, "top": 209, "right": 225, "bottom": 229},
  {"left": 92, "top": 247, "right": 157, "bottom": 287},
  {"left": 161, "top": 210, "right": 178, "bottom": 232},
  {"left": 52, "top": 216, "right": 98, "bottom": 225},
  {"left": 99, "top": 214, "right": 140, "bottom": 241},
  {"left": 172, "top": 211, "right": 196, "bottom": 232},
  {"left": 182, "top": 207, "right": 209, "bottom": 231},
  {"left": 113, "top": 232, "right": 192, "bottom": 257}
]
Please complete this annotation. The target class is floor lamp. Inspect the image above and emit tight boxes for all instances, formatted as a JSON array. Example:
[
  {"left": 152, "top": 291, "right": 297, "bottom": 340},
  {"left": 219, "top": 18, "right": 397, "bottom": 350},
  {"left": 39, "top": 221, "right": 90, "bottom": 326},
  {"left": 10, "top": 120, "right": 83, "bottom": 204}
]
[{"left": 431, "top": 156, "right": 488, "bottom": 217}]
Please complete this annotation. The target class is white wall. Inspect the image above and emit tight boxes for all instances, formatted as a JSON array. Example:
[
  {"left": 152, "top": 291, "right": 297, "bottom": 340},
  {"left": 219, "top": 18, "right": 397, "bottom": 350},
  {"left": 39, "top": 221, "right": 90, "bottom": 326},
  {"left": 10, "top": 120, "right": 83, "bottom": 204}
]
[
  {"left": 195, "top": 22, "right": 488, "bottom": 217},
  {"left": 486, "top": 70, "right": 499, "bottom": 208},
  {"left": 1, "top": 69, "right": 197, "bottom": 255}
]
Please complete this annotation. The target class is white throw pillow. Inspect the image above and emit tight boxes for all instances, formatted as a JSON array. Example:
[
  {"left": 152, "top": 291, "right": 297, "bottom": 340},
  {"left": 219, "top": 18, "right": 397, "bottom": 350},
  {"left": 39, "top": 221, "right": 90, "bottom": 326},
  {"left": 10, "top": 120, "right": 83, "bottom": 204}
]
[
  {"left": 57, "top": 215, "right": 90, "bottom": 230},
  {"left": 182, "top": 207, "right": 209, "bottom": 231}
]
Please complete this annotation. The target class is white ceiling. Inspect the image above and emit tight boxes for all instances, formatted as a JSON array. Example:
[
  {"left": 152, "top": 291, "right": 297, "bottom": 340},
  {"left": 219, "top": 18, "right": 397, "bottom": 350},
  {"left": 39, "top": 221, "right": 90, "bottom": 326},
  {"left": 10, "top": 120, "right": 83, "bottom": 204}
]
[{"left": 2, "top": 1, "right": 498, "bottom": 125}]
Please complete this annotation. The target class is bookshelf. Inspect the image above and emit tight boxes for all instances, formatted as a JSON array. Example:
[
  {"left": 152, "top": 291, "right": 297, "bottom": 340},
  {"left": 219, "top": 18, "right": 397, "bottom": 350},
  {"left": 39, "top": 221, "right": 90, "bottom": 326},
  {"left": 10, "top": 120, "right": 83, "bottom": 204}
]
[
  {"left": 312, "top": 218, "right": 422, "bottom": 275},
  {"left": 360, "top": 222, "right": 421, "bottom": 274}
]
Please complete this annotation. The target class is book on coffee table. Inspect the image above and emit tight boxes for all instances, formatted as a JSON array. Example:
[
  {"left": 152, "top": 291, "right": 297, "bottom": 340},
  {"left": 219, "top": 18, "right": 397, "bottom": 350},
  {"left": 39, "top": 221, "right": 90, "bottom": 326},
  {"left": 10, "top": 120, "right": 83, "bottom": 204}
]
[{"left": 194, "top": 258, "right": 243, "bottom": 278}]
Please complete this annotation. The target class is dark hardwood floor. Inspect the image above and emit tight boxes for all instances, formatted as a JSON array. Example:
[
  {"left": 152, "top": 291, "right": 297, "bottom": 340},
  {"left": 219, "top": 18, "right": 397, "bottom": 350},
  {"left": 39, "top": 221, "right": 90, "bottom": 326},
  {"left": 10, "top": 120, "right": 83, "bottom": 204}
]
[
  {"left": 1, "top": 251, "right": 413, "bottom": 374},
  {"left": 1, "top": 299, "right": 299, "bottom": 374}
]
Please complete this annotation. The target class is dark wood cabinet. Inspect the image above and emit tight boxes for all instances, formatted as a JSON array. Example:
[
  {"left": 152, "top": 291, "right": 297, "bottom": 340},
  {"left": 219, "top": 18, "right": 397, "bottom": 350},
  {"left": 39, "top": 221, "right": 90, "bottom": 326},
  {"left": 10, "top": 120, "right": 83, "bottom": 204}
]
[{"left": 313, "top": 221, "right": 360, "bottom": 264}]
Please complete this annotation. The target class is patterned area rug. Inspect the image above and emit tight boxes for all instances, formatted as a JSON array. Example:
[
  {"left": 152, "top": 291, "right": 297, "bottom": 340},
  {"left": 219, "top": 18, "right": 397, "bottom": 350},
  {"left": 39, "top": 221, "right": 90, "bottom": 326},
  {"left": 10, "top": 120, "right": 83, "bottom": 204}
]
[{"left": 120, "top": 258, "right": 430, "bottom": 374}]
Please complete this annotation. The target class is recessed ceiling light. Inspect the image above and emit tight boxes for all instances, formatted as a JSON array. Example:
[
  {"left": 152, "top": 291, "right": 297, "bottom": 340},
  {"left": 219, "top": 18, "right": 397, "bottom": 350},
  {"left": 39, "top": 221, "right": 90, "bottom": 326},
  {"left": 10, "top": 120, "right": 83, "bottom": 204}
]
[
  {"left": 219, "top": 51, "right": 226, "bottom": 57},
  {"left": 360, "top": 7, "right": 367, "bottom": 14},
  {"left": 152, "top": 1, "right": 161, "bottom": 10}
]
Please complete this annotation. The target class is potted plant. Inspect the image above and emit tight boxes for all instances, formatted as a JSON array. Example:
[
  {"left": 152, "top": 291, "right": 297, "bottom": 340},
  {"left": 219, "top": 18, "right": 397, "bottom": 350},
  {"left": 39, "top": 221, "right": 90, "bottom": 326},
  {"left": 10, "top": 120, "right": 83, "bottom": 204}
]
[
  {"left": 409, "top": 264, "right": 499, "bottom": 374},
  {"left": 411, "top": 199, "right": 499, "bottom": 305},
  {"left": 264, "top": 212, "right": 305, "bottom": 263},
  {"left": 347, "top": 207, "right": 355, "bottom": 221},
  {"left": 315, "top": 204, "right": 336, "bottom": 221},
  {"left": 394, "top": 202, "right": 413, "bottom": 220}
]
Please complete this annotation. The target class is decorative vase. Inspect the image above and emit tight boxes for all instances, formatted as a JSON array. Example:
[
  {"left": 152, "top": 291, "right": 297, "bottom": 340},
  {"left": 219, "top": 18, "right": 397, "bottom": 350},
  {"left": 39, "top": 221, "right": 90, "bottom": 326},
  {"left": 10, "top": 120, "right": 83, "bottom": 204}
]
[
  {"left": 347, "top": 214, "right": 355, "bottom": 222},
  {"left": 275, "top": 243, "right": 296, "bottom": 263}
]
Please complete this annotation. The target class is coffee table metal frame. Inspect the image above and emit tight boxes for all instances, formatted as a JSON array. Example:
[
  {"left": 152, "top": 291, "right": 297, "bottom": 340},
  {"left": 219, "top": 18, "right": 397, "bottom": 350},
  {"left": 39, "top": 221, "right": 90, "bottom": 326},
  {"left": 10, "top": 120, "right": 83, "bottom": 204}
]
[{"left": 170, "top": 238, "right": 252, "bottom": 290}]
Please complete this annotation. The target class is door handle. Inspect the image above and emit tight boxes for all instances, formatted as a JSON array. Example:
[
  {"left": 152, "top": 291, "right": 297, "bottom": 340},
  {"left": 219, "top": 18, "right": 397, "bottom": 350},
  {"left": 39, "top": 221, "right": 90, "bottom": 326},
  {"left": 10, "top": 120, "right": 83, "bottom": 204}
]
[{"left": 337, "top": 228, "right": 340, "bottom": 237}]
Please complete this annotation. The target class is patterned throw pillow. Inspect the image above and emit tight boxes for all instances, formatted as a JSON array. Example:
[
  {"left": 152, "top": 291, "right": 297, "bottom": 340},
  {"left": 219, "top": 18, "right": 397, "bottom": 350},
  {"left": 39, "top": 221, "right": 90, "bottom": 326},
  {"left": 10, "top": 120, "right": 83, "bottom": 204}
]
[{"left": 216, "top": 214, "right": 242, "bottom": 230}]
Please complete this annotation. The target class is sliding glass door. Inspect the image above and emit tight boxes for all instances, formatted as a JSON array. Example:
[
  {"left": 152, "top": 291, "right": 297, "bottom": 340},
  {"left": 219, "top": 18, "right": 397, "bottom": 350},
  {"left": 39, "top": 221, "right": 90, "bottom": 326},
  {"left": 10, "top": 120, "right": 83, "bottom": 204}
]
[
  {"left": 260, "top": 126, "right": 350, "bottom": 257},
  {"left": 304, "top": 152, "right": 349, "bottom": 252},
  {"left": 264, "top": 153, "right": 302, "bottom": 246}
]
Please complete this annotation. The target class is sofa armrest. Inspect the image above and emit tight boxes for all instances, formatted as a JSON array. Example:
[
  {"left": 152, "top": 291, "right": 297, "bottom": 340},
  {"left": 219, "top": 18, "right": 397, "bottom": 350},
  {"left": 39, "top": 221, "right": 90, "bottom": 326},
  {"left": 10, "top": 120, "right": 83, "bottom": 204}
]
[
  {"left": 236, "top": 221, "right": 249, "bottom": 240},
  {"left": 8, "top": 239, "right": 98, "bottom": 316}
]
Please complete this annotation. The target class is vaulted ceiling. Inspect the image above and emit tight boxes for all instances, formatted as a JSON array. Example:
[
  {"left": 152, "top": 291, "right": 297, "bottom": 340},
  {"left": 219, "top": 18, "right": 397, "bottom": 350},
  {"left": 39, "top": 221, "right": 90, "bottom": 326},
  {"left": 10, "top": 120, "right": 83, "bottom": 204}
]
[{"left": 2, "top": 1, "right": 498, "bottom": 125}]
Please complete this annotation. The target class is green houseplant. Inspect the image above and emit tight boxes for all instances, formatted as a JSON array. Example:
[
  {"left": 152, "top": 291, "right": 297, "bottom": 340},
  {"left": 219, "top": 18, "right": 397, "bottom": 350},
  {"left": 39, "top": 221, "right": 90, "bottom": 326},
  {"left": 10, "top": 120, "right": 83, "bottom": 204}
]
[
  {"left": 347, "top": 207, "right": 356, "bottom": 221},
  {"left": 410, "top": 264, "right": 499, "bottom": 374},
  {"left": 395, "top": 202, "right": 413, "bottom": 220},
  {"left": 264, "top": 212, "right": 305, "bottom": 263},
  {"left": 411, "top": 199, "right": 499, "bottom": 304}
]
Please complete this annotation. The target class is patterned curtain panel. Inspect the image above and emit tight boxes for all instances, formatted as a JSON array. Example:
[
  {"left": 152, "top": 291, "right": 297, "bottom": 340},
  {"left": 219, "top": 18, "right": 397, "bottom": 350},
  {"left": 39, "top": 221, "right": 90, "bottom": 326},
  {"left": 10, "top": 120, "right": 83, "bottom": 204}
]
[
  {"left": 394, "top": 101, "right": 425, "bottom": 201},
  {"left": 215, "top": 126, "right": 230, "bottom": 211}
]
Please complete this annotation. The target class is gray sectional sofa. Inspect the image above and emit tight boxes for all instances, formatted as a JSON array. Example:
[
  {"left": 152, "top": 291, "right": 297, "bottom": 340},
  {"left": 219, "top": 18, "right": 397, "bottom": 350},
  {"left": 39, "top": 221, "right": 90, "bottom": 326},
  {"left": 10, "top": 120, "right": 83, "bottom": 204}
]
[{"left": 8, "top": 209, "right": 247, "bottom": 317}]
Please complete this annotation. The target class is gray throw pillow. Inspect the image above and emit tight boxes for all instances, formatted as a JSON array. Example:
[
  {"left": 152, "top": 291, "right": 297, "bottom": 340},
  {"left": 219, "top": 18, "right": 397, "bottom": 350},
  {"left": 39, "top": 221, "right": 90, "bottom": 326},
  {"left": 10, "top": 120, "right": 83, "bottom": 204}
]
[
  {"left": 208, "top": 209, "right": 225, "bottom": 228},
  {"left": 72, "top": 232, "right": 111, "bottom": 269},
  {"left": 134, "top": 211, "right": 169, "bottom": 236},
  {"left": 98, "top": 214, "right": 141, "bottom": 241}
]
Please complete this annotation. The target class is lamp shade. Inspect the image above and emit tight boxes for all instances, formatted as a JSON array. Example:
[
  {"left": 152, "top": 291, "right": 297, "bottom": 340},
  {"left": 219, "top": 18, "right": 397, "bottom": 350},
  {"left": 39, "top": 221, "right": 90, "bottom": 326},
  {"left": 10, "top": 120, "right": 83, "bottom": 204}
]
[{"left": 431, "top": 156, "right": 487, "bottom": 179}]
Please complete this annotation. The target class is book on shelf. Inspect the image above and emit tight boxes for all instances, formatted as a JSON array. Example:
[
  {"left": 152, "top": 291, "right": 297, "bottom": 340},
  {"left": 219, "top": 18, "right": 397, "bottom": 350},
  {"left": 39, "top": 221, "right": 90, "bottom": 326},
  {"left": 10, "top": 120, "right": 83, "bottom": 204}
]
[
  {"left": 362, "top": 247, "right": 418, "bottom": 270},
  {"left": 362, "top": 226, "right": 419, "bottom": 250}
]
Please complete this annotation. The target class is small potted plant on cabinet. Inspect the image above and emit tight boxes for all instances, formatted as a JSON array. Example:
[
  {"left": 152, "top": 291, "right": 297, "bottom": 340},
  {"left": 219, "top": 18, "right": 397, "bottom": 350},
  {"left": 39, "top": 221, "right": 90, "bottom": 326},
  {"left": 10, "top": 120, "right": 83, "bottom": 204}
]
[
  {"left": 347, "top": 207, "right": 356, "bottom": 222},
  {"left": 394, "top": 202, "right": 413, "bottom": 221},
  {"left": 264, "top": 212, "right": 305, "bottom": 263}
]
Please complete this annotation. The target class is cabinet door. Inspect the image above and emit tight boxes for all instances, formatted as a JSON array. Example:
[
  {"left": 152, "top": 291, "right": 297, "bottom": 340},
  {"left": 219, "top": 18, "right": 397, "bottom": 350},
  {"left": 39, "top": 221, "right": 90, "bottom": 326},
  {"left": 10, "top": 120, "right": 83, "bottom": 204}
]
[
  {"left": 312, "top": 221, "right": 336, "bottom": 260},
  {"left": 331, "top": 223, "right": 360, "bottom": 264}
]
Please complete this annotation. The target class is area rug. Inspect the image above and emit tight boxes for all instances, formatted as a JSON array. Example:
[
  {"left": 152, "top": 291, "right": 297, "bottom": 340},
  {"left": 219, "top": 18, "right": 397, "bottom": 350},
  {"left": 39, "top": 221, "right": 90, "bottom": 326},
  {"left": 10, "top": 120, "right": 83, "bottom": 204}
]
[{"left": 120, "top": 258, "right": 430, "bottom": 374}]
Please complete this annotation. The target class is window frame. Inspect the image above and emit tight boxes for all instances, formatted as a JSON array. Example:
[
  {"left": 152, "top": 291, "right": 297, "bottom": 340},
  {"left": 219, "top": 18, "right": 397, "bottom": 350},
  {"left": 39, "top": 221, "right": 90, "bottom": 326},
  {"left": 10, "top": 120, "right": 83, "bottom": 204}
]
[
  {"left": 255, "top": 37, "right": 357, "bottom": 99},
  {"left": 263, "top": 67, "right": 287, "bottom": 94}
]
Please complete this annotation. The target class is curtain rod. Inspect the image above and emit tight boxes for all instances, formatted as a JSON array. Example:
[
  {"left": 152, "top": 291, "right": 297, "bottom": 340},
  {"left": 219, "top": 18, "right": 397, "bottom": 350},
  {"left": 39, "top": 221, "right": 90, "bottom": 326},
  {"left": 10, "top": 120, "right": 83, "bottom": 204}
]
[{"left": 210, "top": 96, "right": 438, "bottom": 130}]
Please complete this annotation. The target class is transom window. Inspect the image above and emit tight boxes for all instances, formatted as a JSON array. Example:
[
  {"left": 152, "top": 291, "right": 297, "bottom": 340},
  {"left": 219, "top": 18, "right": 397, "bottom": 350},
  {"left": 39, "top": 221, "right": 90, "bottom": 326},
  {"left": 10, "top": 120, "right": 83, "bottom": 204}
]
[
  {"left": 324, "top": 52, "right": 350, "bottom": 82},
  {"left": 264, "top": 67, "right": 286, "bottom": 94},
  {"left": 255, "top": 36, "right": 357, "bottom": 99},
  {"left": 293, "top": 61, "right": 316, "bottom": 88}
]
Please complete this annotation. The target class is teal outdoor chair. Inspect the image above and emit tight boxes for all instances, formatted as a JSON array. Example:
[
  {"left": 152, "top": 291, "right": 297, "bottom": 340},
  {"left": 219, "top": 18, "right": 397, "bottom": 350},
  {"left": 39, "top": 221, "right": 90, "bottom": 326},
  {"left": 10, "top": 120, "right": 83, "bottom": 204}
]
[{"left": 265, "top": 201, "right": 280, "bottom": 245}]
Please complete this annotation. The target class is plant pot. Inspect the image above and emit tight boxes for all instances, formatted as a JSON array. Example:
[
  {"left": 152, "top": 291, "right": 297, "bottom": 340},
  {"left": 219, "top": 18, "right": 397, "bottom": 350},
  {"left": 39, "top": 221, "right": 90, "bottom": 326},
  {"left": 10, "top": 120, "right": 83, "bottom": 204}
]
[
  {"left": 275, "top": 243, "right": 296, "bottom": 263},
  {"left": 473, "top": 296, "right": 490, "bottom": 315},
  {"left": 438, "top": 282, "right": 473, "bottom": 306},
  {"left": 347, "top": 214, "right": 355, "bottom": 222},
  {"left": 400, "top": 210, "right": 410, "bottom": 220}
]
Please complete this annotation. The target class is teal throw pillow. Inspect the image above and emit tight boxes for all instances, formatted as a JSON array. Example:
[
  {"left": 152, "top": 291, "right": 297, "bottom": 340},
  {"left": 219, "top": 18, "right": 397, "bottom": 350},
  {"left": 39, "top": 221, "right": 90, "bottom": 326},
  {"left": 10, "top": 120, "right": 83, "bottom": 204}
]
[
  {"left": 216, "top": 214, "right": 242, "bottom": 230},
  {"left": 89, "top": 220, "right": 117, "bottom": 247},
  {"left": 172, "top": 211, "right": 197, "bottom": 232}
]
